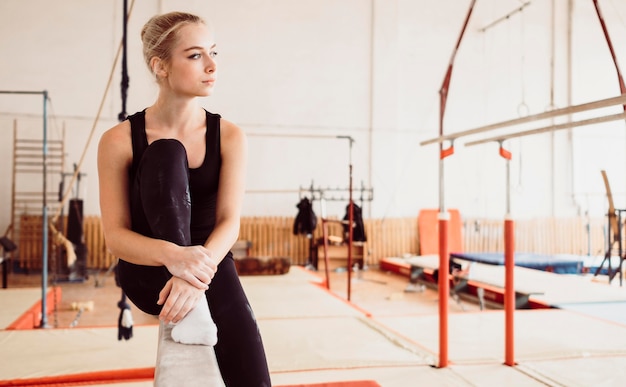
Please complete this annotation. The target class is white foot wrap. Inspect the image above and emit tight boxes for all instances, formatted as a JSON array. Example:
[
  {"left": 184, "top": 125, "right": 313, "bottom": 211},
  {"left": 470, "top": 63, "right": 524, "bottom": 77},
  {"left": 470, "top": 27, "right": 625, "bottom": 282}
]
[{"left": 170, "top": 299, "right": 218, "bottom": 346}]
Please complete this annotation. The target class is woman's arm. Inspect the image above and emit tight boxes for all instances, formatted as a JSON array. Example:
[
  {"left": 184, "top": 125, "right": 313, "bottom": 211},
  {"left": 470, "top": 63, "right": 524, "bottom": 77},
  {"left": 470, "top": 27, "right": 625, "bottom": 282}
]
[
  {"left": 97, "top": 122, "right": 216, "bottom": 289},
  {"left": 202, "top": 118, "right": 248, "bottom": 262}
]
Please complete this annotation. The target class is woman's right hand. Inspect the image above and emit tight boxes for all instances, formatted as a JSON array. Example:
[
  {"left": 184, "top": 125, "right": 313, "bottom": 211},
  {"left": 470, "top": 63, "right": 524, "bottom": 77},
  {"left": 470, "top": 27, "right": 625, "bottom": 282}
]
[
  {"left": 157, "top": 276, "right": 206, "bottom": 324},
  {"left": 164, "top": 245, "right": 218, "bottom": 290}
]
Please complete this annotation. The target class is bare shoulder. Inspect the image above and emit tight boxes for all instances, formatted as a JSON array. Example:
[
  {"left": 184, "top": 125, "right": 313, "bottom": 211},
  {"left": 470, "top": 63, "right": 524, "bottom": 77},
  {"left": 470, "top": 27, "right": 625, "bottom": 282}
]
[
  {"left": 100, "top": 120, "right": 131, "bottom": 143},
  {"left": 98, "top": 120, "right": 132, "bottom": 164},
  {"left": 219, "top": 118, "right": 247, "bottom": 147}
]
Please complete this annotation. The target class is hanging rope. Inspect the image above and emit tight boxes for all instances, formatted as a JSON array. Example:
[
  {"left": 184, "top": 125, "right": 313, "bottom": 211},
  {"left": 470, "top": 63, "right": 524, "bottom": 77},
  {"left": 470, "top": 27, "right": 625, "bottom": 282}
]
[
  {"left": 118, "top": 0, "right": 129, "bottom": 122},
  {"left": 48, "top": 0, "right": 137, "bottom": 254}
]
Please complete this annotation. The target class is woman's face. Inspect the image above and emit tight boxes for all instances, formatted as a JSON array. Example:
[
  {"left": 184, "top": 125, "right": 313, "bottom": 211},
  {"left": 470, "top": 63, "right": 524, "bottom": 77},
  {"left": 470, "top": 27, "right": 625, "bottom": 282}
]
[{"left": 163, "top": 22, "right": 217, "bottom": 97}]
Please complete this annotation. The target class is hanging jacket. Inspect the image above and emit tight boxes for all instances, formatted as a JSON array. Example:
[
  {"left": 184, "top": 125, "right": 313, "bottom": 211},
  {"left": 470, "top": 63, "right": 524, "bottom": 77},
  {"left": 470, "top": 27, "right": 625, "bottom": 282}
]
[
  {"left": 343, "top": 201, "right": 367, "bottom": 242},
  {"left": 293, "top": 197, "right": 317, "bottom": 236}
]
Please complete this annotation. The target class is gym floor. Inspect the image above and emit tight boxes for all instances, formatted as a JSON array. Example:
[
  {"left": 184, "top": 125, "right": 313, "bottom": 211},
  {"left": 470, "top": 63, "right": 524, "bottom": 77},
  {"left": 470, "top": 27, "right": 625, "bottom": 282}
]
[
  {"left": 3, "top": 263, "right": 478, "bottom": 330},
  {"left": 3, "top": 263, "right": 626, "bottom": 386}
]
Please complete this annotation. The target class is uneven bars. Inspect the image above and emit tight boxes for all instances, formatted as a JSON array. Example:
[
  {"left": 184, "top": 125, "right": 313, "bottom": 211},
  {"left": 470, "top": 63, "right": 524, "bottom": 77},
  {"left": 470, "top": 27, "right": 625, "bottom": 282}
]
[
  {"left": 466, "top": 111, "right": 626, "bottom": 147},
  {"left": 420, "top": 93, "right": 626, "bottom": 146}
]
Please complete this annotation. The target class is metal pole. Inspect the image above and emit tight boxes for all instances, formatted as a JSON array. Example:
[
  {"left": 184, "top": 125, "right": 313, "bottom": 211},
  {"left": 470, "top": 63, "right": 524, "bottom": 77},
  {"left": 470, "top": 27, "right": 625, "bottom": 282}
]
[
  {"left": 347, "top": 139, "right": 354, "bottom": 301},
  {"left": 0, "top": 90, "right": 50, "bottom": 327},
  {"left": 337, "top": 136, "right": 355, "bottom": 301},
  {"left": 40, "top": 90, "right": 50, "bottom": 328},
  {"left": 247, "top": 133, "right": 349, "bottom": 139}
]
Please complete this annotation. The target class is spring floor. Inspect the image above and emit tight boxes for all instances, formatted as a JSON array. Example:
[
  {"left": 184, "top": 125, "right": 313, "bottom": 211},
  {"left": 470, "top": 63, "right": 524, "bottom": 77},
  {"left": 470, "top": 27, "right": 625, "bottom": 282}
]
[{"left": 2, "top": 263, "right": 626, "bottom": 386}]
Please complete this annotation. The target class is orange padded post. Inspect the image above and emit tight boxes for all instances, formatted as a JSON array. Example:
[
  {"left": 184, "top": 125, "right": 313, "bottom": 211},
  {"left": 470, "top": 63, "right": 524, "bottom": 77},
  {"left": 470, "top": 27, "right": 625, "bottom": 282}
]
[
  {"left": 438, "top": 212, "right": 449, "bottom": 368},
  {"left": 504, "top": 217, "right": 516, "bottom": 366}
]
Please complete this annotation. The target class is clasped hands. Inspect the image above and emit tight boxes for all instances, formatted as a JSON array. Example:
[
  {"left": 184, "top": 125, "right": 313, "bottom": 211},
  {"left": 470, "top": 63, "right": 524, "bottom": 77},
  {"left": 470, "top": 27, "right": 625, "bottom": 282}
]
[{"left": 157, "top": 245, "right": 218, "bottom": 324}]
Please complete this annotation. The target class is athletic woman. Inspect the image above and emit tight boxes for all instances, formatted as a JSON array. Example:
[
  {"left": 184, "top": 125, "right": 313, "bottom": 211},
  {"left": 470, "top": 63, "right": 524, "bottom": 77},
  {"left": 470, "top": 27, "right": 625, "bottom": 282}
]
[{"left": 97, "top": 11, "right": 271, "bottom": 386}]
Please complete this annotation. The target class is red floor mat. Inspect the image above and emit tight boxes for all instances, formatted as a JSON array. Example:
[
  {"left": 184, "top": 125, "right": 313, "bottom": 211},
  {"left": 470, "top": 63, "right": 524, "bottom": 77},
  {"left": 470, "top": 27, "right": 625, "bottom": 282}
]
[{"left": 277, "top": 381, "right": 381, "bottom": 387}]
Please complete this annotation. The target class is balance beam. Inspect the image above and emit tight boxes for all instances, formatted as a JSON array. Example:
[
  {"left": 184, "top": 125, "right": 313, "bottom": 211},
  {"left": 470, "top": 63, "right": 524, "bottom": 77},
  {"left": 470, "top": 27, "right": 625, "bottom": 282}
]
[{"left": 154, "top": 321, "right": 224, "bottom": 386}]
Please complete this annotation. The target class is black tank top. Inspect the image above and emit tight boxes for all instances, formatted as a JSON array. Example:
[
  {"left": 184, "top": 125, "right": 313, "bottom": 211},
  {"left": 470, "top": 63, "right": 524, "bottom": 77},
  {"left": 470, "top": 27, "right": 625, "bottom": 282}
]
[{"left": 127, "top": 109, "right": 222, "bottom": 245}]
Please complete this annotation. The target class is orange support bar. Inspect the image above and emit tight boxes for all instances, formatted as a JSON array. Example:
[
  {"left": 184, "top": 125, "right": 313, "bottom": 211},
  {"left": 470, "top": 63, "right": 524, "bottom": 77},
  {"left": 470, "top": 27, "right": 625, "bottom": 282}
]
[
  {"left": 321, "top": 220, "right": 331, "bottom": 290},
  {"left": 438, "top": 214, "right": 449, "bottom": 368},
  {"left": 504, "top": 217, "right": 516, "bottom": 366}
]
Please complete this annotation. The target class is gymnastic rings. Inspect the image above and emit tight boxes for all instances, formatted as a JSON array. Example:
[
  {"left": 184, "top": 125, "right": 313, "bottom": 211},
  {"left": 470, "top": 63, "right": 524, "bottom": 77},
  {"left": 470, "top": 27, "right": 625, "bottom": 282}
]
[{"left": 517, "top": 102, "right": 529, "bottom": 118}]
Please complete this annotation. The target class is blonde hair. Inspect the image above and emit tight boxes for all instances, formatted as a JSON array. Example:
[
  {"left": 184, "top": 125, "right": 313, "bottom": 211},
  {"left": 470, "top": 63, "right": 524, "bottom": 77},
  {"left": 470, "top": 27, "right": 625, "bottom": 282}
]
[{"left": 141, "top": 11, "right": 205, "bottom": 72}]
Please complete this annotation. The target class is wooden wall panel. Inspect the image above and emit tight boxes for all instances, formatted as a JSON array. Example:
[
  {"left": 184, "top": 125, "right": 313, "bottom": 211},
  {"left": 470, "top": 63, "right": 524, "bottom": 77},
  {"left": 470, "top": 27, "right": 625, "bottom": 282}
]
[{"left": 14, "top": 215, "right": 611, "bottom": 271}]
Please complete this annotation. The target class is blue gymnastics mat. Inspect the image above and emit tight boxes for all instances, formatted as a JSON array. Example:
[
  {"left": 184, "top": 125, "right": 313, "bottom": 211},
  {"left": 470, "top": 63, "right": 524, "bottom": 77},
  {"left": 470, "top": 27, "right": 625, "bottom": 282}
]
[{"left": 450, "top": 252, "right": 585, "bottom": 274}]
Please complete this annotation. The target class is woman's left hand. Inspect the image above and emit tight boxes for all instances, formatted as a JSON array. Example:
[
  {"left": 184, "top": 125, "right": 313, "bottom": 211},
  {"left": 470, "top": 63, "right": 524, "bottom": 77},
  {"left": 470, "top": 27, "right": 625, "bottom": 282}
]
[{"left": 157, "top": 276, "right": 206, "bottom": 324}]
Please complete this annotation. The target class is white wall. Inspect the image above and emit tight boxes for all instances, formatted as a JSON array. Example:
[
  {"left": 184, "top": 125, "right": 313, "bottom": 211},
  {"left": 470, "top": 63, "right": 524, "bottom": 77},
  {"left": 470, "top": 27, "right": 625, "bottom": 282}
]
[{"left": 0, "top": 0, "right": 625, "bottom": 234}]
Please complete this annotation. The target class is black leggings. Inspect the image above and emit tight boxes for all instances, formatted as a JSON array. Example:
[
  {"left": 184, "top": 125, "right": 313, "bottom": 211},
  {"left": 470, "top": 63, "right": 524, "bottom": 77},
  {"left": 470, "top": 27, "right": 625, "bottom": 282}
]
[{"left": 116, "top": 139, "right": 271, "bottom": 386}]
